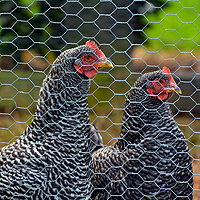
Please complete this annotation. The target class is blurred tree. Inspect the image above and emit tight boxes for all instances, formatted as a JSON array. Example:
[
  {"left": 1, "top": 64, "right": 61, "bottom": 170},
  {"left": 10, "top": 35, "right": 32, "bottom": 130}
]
[
  {"left": 144, "top": 0, "right": 200, "bottom": 52},
  {"left": 0, "top": 0, "right": 166, "bottom": 69}
]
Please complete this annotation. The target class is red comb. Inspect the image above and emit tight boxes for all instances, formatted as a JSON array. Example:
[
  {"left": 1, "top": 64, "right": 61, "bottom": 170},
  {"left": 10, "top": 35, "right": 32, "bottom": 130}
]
[
  {"left": 162, "top": 66, "right": 176, "bottom": 85},
  {"left": 86, "top": 40, "right": 98, "bottom": 50},
  {"left": 85, "top": 40, "right": 105, "bottom": 58},
  {"left": 162, "top": 67, "right": 171, "bottom": 74}
]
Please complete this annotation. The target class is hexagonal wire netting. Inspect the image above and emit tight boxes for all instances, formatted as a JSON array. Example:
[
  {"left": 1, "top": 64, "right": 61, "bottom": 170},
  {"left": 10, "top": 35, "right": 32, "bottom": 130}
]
[{"left": 0, "top": 0, "right": 199, "bottom": 199}]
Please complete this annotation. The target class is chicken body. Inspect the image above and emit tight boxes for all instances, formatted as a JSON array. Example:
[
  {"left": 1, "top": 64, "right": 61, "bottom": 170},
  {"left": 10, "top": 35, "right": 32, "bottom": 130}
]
[
  {"left": 91, "top": 68, "right": 193, "bottom": 200},
  {"left": 0, "top": 41, "right": 112, "bottom": 199}
]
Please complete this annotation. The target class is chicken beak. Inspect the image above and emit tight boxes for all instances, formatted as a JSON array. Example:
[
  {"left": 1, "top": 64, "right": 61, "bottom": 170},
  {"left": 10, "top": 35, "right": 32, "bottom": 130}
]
[
  {"left": 165, "top": 85, "right": 182, "bottom": 94},
  {"left": 94, "top": 58, "right": 113, "bottom": 68}
]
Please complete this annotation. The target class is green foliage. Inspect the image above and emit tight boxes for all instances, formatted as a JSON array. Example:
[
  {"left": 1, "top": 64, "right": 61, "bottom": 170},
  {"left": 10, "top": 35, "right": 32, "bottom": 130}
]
[
  {"left": 0, "top": 0, "right": 67, "bottom": 62},
  {"left": 144, "top": 0, "right": 200, "bottom": 51},
  {"left": 0, "top": 0, "right": 166, "bottom": 66}
]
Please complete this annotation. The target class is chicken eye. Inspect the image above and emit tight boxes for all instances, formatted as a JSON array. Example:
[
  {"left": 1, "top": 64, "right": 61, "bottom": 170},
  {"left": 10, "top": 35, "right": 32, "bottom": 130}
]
[
  {"left": 155, "top": 79, "right": 165, "bottom": 86},
  {"left": 84, "top": 56, "right": 93, "bottom": 61},
  {"left": 156, "top": 81, "right": 161, "bottom": 86},
  {"left": 159, "top": 79, "right": 165, "bottom": 85}
]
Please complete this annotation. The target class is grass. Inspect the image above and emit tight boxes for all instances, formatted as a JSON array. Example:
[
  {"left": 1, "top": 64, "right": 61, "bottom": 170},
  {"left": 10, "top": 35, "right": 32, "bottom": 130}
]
[{"left": 0, "top": 70, "right": 46, "bottom": 112}]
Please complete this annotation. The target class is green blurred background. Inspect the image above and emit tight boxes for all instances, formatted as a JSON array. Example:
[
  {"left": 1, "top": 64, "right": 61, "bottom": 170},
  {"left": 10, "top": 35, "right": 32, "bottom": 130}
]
[{"left": 0, "top": 0, "right": 200, "bottom": 198}]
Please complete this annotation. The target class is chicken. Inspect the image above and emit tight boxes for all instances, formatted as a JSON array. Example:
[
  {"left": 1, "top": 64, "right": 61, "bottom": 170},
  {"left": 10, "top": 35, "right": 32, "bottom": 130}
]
[
  {"left": 91, "top": 67, "right": 193, "bottom": 200},
  {"left": 0, "top": 40, "right": 113, "bottom": 199}
]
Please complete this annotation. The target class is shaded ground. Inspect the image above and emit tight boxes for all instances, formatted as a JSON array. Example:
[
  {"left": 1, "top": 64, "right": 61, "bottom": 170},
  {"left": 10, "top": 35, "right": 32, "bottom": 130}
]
[{"left": 131, "top": 46, "right": 200, "bottom": 73}]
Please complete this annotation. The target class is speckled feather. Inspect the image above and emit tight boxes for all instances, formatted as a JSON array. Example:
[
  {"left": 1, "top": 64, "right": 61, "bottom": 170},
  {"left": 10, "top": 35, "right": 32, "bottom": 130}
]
[
  {"left": 91, "top": 70, "right": 193, "bottom": 200},
  {"left": 0, "top": 45, "right": 99, "bottom": 200},
  {"left": 90, "top": 124, "right": 104, "bottom": 154}
]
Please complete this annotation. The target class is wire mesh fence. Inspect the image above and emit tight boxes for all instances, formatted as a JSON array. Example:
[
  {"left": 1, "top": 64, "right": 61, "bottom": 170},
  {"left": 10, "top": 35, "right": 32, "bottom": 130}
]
[{"left": 0, "top": 0, "right": 199, "bottom": 199}]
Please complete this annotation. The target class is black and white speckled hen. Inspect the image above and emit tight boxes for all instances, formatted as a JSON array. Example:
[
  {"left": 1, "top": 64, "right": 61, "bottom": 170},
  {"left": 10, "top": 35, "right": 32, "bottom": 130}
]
[
  {"left": 0, "top": 40, "right": 113, "bottom": 199},
  {"left": 91, "top": 67, "right": 193, "bottom": 200}
]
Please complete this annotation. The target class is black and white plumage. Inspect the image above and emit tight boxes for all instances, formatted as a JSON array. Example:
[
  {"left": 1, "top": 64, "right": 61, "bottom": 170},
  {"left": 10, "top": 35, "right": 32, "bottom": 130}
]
[
  {"left": 90, "top": 124, "right": 104, "bottom": 154},
  {"left": 91, "top": 67, "right": 193, "bottom": 200},
  {"left": 0, "top": 41, "right": 113, "bottom": 199}
]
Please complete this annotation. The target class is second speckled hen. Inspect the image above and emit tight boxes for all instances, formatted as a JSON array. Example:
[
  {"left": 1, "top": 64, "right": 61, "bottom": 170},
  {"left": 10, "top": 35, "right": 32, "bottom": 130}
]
[{"left": 91, "top": 67, "right": 193, "bottom": 200}]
